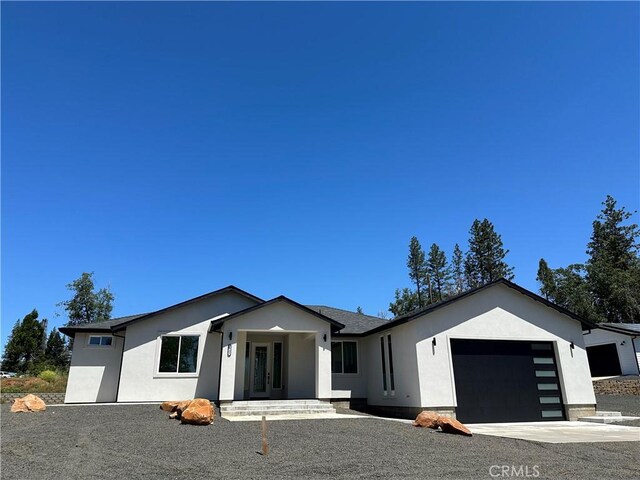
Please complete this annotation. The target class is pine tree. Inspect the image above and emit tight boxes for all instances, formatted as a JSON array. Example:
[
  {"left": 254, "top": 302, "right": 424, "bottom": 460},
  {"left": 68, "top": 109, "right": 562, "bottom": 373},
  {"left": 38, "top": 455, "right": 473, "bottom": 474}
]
[
  {"left": 427, "top": 243, "right": 450, "bottom": 302},
  {"left": 388, "top": 288, "right": 420, "bottom": 317},
  {"left": 2, "top": 310, "right": 47, "bottom": 374},
  {"left": 59, "top": 272, "right": 114, "bottom": 326},
  {"left": 451, "top": 244, "right": 465, "bottom": 295},
  {"left": 407, "top": 237, "right": 431, "bottom": 307},
  {"left": 44, "top": 328, "right": 69, "bottom": 370},
  {"left": 536, "top": 258, "right": 556, "bottom": 300},
  {"left": 464, "top": 219, "right": 514, "bottom": 287},
  {"left": 586, "top": 196, "right": 640, "bottom": 322}
]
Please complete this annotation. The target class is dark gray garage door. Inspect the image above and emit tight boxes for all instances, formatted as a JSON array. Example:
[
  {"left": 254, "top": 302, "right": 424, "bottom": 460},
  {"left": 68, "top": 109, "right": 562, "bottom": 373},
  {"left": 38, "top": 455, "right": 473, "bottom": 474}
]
[
  {"left": 451, "top": 339, "right": 565, "bottom": 423},
  {"left": 586, "top": 343, "right": 621, "bottom": 377}
]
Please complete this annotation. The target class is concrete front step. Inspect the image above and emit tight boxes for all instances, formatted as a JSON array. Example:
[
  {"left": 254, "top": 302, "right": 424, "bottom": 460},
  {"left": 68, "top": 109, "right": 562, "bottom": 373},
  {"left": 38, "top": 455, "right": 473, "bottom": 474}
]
[
  {"left": 578, "top": 415, "right": 640, "bottom": 424},
  {"left": 594, "top": 411, "right": 623, "bottom": 417},
  {"left": 221, "top": 404, "right": 334, "bottom": 412},
  {"left": 220, "top": 399, "right": 336, "bottom": 417},
  {"left": 224, "top": 399, "right": 325, "bottom": 406},
  {"left": 223, "top": 408, "right": 337, "bottom": 417}
]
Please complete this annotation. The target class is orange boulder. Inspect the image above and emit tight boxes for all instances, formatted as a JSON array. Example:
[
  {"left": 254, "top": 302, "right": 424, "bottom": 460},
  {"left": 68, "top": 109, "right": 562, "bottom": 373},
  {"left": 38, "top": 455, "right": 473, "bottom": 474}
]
[
  {"left": 437, "top": 417, "right": 472, "bottom": 436},
  {"left": 11, "top": 394, "right": 46, "bottom": 413},
  {"left": 180, "top": 399, "right": 215, "bottom": 425},
  {"left": 412, "top": 411, "right": 440, "bottom": 429}
]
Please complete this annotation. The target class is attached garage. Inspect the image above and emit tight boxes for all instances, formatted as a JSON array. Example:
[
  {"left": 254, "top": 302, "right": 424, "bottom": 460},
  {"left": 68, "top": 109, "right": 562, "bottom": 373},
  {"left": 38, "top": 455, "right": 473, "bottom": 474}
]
[{"left": 451, "top": 339, "right": 565, "bottom": 423}]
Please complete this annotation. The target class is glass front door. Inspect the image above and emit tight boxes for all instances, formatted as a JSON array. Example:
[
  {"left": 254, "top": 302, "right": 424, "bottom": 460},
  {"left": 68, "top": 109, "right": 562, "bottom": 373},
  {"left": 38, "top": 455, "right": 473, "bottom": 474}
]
[{"left": 250, "top": 343, "right": 270, "bottom": 398}]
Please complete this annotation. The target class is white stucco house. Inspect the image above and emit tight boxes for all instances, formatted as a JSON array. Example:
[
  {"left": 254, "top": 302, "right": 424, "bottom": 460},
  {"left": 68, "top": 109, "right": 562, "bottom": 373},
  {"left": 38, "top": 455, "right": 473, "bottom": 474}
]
[{"left": 61, "top": 279, "right": 611, "bottom": 422}]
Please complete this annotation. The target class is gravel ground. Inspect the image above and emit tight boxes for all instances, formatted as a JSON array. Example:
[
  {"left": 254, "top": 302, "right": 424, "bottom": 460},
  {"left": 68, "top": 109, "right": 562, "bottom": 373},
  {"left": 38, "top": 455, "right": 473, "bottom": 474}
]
[{"left": 2, "top": 403, "right": 639, "bottom": 480}]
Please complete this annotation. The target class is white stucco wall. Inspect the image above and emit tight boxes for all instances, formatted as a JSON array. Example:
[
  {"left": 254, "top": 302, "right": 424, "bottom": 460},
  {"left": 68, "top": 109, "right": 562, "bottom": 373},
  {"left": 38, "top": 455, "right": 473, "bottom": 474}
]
[
  {"left": 583, "top": 328, "right": 640, "bottom": 376},
  {"left": 410, "top": 284, "right": 596, "bottom": 409},
  {"left": 218, "top": 301, "right": 333, "bottom": 400},
  {"left": 331, "top": 336, "right": 368, "bottom": 398},
  {"left": 116, "top": 291, "right": 258, "bottom": 402},
  {"left": 65, "top": 333, "right": 124, "bottom": 403},
  {"left": 364, "top": 321, "right": 422, "bottom": 408}
]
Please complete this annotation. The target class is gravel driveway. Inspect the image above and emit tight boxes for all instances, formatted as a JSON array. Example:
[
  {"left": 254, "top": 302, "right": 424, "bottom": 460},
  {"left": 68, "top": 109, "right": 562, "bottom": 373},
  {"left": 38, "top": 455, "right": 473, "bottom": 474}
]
[{"left": 2, "top": 402, "right": 639, "bottom": 480}]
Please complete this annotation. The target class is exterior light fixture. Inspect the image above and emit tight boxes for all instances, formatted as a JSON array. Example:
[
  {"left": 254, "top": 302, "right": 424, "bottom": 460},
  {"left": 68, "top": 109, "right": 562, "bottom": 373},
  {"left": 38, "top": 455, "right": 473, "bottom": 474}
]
[
  {"left": 323, "top": 333, "right": 327, "bottom": 342},
  {"left": 570, "top": 341, "right": 575, "bottom": 350},
  {"left": 228, "top": 331, "right": 233, "bottom": 341},
  {"left": 432, "top": 337, "right": 437, "bottom": 347},
  {"left": 621, "top": 340, "right": 626, "bottom": 346}
]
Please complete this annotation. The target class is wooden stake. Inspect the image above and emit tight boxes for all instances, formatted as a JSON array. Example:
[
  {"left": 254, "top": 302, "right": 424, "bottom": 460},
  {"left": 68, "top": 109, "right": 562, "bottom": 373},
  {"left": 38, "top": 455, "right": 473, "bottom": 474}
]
[{"left": 261, "top": 415, "right": 269, "bottom": 456}]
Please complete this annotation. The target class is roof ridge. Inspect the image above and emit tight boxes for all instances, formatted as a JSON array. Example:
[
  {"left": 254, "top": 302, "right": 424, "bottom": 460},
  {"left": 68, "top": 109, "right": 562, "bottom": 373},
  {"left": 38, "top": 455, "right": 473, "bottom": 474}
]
[{"left": 306, "top": 304, "right": 383, "bottom": 319}]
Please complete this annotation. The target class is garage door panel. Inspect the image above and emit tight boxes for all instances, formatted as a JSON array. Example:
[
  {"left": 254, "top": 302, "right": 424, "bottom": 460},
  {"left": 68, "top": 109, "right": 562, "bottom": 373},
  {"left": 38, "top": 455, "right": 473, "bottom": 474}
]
[{"left": 451, "top": 339, "right": 565, "bottom": 423}]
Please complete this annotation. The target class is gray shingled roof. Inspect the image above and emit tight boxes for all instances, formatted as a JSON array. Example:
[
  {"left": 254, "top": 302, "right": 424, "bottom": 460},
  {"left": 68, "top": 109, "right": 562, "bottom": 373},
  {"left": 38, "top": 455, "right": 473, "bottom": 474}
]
[
  {"left": 305, "top": 305, "right": 389, "bottom": 335},
  {"left": 600, "top": 323, "right": 640, "bottom": 334},
  {"left": 58, "top": 314, "right": 148, "bottom": 335}
]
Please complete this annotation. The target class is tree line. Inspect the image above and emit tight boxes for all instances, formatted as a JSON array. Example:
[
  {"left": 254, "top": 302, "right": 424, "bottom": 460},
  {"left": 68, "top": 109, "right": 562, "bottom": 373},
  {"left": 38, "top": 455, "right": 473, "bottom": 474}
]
[
  {"left": 2, "top": 272, "right": 114, "bottom": 375},
  {"left": 389, "top": 218, "right": 513, "bottom": 316},
  {"left": 388, "top": 195, "right": 639, "bottom": 323}
]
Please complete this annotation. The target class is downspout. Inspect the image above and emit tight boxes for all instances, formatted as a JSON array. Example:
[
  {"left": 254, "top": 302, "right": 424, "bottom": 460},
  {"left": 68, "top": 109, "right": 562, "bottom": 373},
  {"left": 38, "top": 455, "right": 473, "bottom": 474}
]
[{"left": 113, "top": 331, "right": 126, "bottom": 403}]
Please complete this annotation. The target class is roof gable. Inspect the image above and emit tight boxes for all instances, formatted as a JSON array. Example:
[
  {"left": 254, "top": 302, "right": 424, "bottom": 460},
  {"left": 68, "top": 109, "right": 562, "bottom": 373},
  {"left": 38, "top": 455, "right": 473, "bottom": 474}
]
[
  {"left": 361, "top": 279, "right": 598, "bottom": 337},
  {"left": 210, "top": 296, "right": 345, "bottom": 333}
]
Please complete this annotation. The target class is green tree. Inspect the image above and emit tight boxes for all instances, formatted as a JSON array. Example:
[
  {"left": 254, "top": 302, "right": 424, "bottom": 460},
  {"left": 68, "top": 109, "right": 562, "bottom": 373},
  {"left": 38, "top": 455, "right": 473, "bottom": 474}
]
[
  {"left": 388, "top": 288, "right": 420, "bottom": 317},
  {"left": 407, "top": 236, "right": 431, "bottom": 307},
  {"left": 586, "top": 196, "right": 640, "bottom": 323},
  {"left": 536, "top": 261, "right": 597, "bottom": 321},
  {"left": 536, "top": 258, "right": 556, "bottom": 300},
  {"left": 451, "top": 244, "right": 465, "bottom": 295},
  {"left": 356, "top": 306, "right": 364, "bottom": 314},
  {"left": 2, "top": 310, "right": 47, "bottom": 374},
  {"left": 427, "top": 243, "right": 450, "bottom": 302},
  {"left": 464, "top": 219, "right": 514, "bottom": 288},
  {"left": 59, "top": 272, "right": 114, "bottom": 326},
  {"left": 44, "top": 328, "right": 69, "bottom": 370}
]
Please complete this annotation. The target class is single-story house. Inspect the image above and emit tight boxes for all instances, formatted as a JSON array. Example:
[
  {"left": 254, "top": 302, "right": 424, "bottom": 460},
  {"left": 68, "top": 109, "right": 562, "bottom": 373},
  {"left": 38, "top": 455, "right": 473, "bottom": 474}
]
[
  {"left": 583, "top": 323, "right": 640, "bottom": 377},
  {"left": 60, "top": 279, "right": 604, "bottom": 422}
]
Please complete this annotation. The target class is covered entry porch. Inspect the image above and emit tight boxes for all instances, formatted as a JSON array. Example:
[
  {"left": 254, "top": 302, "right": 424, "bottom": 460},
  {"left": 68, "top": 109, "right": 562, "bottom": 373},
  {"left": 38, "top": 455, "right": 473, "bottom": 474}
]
[{"left": 211, "top": 296, "right": 344, "bottom": 402}]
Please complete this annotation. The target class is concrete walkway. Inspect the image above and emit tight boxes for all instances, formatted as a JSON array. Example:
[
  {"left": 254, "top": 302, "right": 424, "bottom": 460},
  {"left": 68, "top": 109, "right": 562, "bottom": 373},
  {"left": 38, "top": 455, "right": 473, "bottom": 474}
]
[
  {"left": 222, "top": 412, "right": 370, "bottom": 422},
  {"left": 467, "top": 421, "right": 640, "bottom": 443}
]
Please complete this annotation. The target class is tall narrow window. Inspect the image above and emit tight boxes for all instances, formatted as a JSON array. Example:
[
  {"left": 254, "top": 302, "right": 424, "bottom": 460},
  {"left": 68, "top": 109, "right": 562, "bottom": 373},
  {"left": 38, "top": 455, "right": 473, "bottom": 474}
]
[
  {"left": 380, "top": 336, "right": 387, "bottom": 392},
  {"left": 331, "top": 342, "right": 343, "bottom": 374},
  {"left": 273, "top": 342, "right": 283, "bottom": 389},
  {"left": 387, "top": 334, "right": 395, "bottom": 392}
]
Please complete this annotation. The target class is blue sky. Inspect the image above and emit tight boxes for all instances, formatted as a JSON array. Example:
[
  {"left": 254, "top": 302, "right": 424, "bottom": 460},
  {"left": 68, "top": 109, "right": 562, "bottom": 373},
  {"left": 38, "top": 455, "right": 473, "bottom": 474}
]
[{"left": 2, "top": 2, "right": 638, "bottom": 348}]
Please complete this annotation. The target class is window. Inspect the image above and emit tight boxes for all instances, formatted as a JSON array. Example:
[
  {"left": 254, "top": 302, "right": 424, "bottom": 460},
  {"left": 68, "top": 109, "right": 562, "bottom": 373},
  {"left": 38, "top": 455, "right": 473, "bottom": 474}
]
[
  {"left": 380, "top": 334, "right": 395, "bottom": 395},
  {"left": 331, "top": 341, "right": 358, "bottom": 374},
  {"left": 380, "top": 337, "right": 387, "bottom": 392},
  {"left": 273, "top": 342, "right": 283, "bottom": 389},
  {"left": 88, "top": 335, "right": 113, "bottom": 347},
  {"left": 158, "top": 335, "right": 199, "bottom": 373}
]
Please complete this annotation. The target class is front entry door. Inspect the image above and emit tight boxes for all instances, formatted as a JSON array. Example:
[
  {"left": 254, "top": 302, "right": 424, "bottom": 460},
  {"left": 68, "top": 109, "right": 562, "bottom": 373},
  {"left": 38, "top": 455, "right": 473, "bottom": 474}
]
[{"left": 250, "top": 343, "right": 271, "bottom": 398}]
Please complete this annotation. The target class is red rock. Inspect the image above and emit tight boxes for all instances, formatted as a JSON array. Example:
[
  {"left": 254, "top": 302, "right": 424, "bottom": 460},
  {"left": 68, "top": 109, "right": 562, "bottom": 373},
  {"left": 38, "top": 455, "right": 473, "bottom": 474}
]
[
  {"left": 11, "top": 394, "right": 46, "bottom": 413},
  {"left": 160, "top": 401, "right": 181, "bottom": 412},
  {"left": 180, "top": 399, "right": 214, "bottom": 425},
  {"left": 437, "top": 417, "right": 472, "bottom": 436},
  {"left": 412, "top": 411, "right": 440, "bottom": 429}
]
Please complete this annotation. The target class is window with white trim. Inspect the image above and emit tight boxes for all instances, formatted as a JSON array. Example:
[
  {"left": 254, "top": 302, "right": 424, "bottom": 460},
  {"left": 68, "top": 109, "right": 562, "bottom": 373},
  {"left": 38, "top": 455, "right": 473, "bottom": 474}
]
[
  {"left": 88, "top": 335, "right": 113, "bottom": 347},
  {"left": 331, "top": 340, "right": 358, "bottom": 374},
  {"left": 158, "top": 335, "right": 199, "bottom": 373}
]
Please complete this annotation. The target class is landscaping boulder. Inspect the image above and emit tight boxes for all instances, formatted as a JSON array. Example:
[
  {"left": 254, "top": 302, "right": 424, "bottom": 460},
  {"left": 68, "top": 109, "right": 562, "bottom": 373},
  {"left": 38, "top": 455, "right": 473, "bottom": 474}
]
[
  {"left": 180, "top": 398, "right": 215, "bottom": 425},
  {"left": 160, "top": 401, "right": 182, "bottom": 412},
  {"left": 413, "top": 410, "right": 440, "bottom": 429},
  {"left": 11, "top": 394, "right": 46, "bottom": 413},
  {"left": 437, "top": 417, "right": 472, "bottom": 436}
]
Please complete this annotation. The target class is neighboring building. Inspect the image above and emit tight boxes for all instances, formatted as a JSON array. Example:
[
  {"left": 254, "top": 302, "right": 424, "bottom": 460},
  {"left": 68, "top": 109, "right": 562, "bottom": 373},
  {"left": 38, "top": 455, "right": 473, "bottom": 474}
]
[
  {"left": 583, "top": 323, "right": 640, "bottom": 377},
  {"left": 61, "top": 279, "right": 605, "bottom": 423}
]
